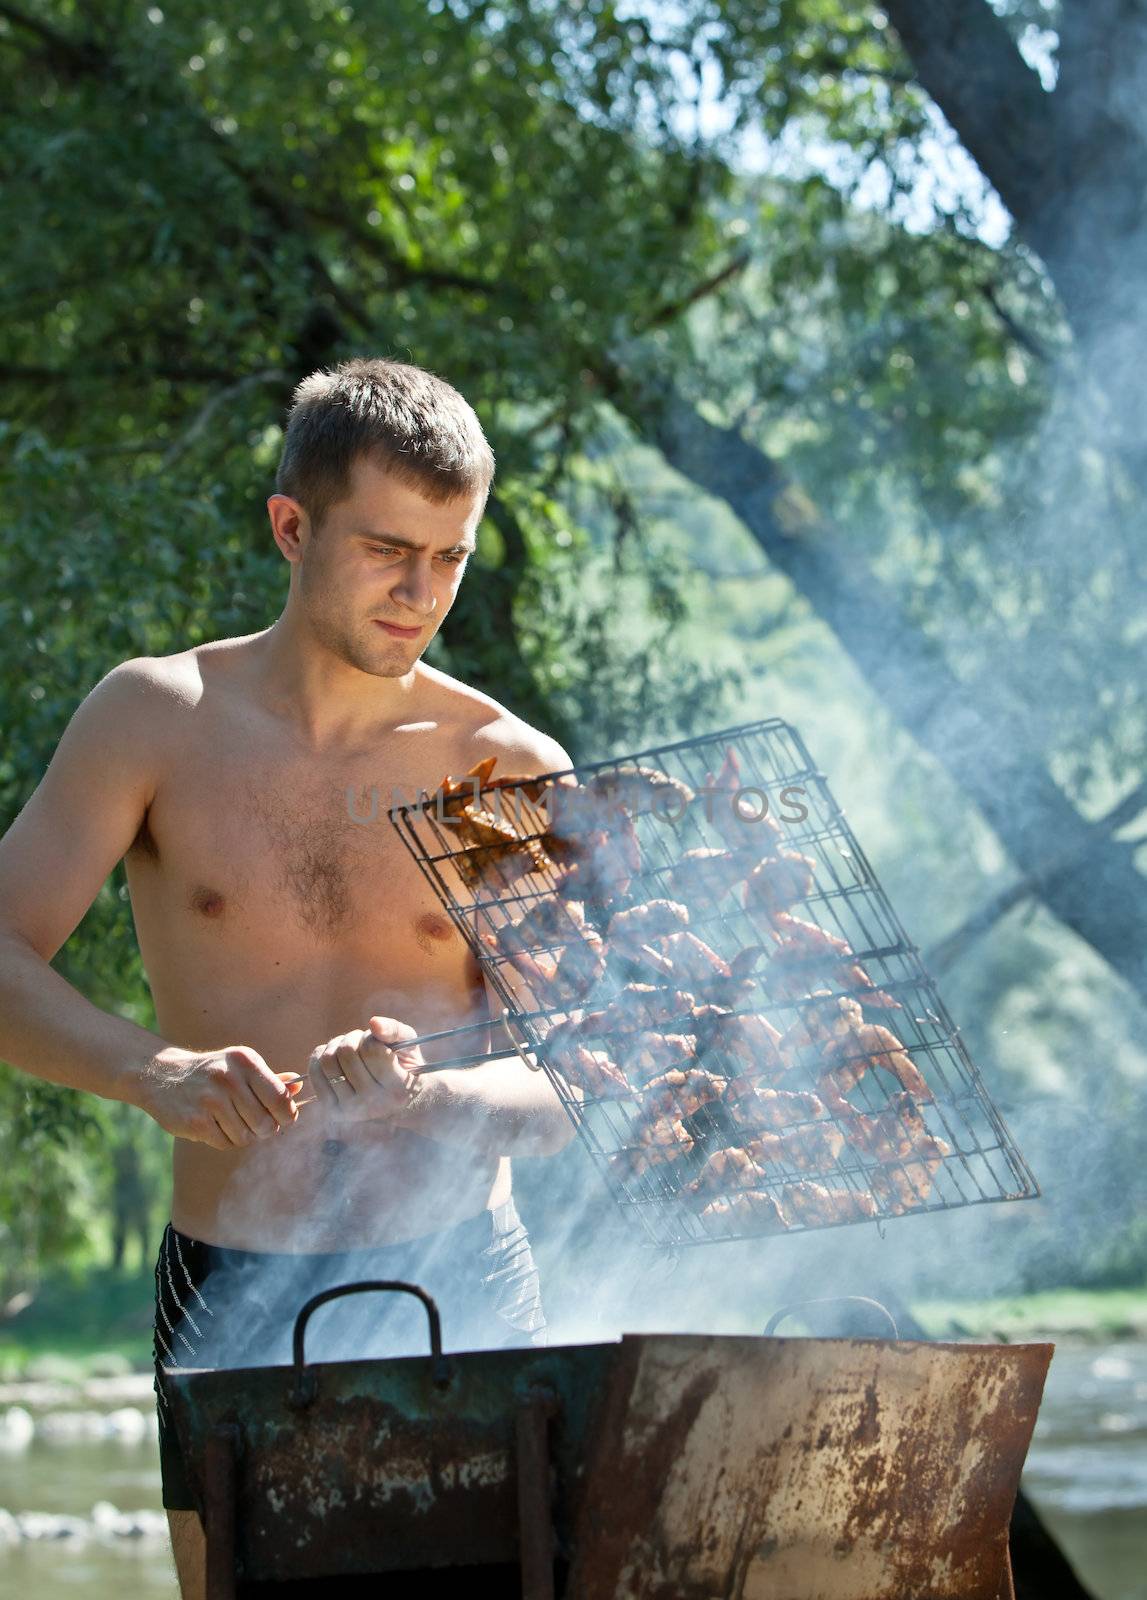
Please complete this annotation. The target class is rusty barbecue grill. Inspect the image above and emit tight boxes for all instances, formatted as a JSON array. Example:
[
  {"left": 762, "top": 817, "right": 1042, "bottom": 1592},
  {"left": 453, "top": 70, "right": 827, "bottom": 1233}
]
[
  {"left": 390, "top": 718, "right": 1039, "bottom": 1251},
  {"left": 162, "top": 1283, "right": 1053, "bottom": 1598}
]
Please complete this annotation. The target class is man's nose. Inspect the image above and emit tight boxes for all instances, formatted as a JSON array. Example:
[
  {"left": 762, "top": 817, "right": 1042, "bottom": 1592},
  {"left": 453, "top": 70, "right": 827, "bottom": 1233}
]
[{"left": 391, "top": 558, "right": 437, "bottom": 616}]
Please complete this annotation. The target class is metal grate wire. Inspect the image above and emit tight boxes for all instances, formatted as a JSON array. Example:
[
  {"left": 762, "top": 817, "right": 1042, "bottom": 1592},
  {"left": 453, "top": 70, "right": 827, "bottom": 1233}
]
[{"left": 390, "top": 718, "right": 1039, "bottom": 1249}]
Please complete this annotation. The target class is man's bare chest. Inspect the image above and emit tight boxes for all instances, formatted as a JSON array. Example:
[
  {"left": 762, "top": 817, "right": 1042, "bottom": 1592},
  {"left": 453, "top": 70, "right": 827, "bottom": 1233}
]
[{"left": 128, "top": 718, "right": 464, "bottom": 955}]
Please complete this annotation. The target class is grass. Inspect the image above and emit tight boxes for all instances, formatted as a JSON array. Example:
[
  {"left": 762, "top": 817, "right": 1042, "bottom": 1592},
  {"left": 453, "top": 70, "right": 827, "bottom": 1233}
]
[
  {"left": 910, "top": 1285, "right": 1147, "bottom": 1341},
  {"left": 0, "top": 1264, "right": 156, "bottom": 1378},
  {"left": 2, "top": 1270, "right": 1145, "bottom": 1382}
]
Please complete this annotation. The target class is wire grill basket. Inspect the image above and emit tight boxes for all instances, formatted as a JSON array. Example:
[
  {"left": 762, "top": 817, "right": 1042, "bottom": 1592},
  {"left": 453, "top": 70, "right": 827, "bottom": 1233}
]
[{"left": 390, "top": 718, "right": 1039, "bottom": 1249}]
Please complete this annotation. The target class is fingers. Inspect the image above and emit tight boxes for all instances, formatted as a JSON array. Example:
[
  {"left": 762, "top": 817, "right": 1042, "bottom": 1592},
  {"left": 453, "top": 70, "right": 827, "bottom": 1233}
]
[
  {"left": 368, "top": 1015, "right": 425, "bottom": 1071},
  {"left": 226, "top": 1047, "right": 298, "bottom": 1137},
  {"left": 368, "top": 1016, "right": 418, "bottom": 1045},
  {"left": 212, "top": 1101, "right": 258, "bottom": 1149},
  {"left": 335, "top": 1031, "right": 387, "bottom": 1096},
  {"left": 307, "top": 1045, "right": 349, "bottom": 1111},
  {"left": 245, "top": 1065, "right": 300, "bottom": 1131}
]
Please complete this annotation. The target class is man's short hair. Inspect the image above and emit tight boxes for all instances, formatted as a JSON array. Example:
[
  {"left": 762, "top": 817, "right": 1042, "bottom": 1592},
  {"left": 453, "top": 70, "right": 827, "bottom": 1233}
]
[{"left": 275, "top": 357, "right": 496, "bottom": 530}]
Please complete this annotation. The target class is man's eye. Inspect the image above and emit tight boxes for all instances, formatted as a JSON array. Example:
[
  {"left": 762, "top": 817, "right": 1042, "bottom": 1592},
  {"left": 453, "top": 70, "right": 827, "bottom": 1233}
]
[
  {"left": 438, "top": 552, "right": 467, "bottom": 565},
  {"left": 370, "top": 545, "right": 400, "bottom": 557}
]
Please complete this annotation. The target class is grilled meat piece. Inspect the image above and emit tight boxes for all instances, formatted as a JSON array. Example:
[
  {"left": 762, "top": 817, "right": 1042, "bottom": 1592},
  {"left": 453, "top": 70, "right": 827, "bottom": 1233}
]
[
  {"left": 623, "top": 1030, "right": 700, "bottom": 1086},
  {"left": 816, "top": 1019, "right": 933, "bottom": 1112},
  {"left": 700, "top": 1189, "right": 789, "bottom": 1232},
  {"left": 639, "top": 1067, "right": 726, "bottom": 1120},
  {"left": 608, "top": 899, "right": 691, "bottom": 952},
  {"left": 482, "top": 930, "right": 606, "bottom": 1006},
  {"left": 744, "top": 1121, "right": 846, "bottom": 1173},
  {"left": 612, "top": 1116, "right": 695, "bottom": 1178},
  {"left": 586, "top": 764, "right": 695, "bottom": 815},
  {"left": 427, "top": 757, "right": 499, "bottom": 815},
  {"left": 426, "top": 761, "right": 550, "bottom": 879},
  {"left": 778, "top": 992, "right": 863, "bottom": 1062},
  {"left": 557, "top": 1045, "right": 631, "bottom": 1100},
  {"left": 766, "top": 912, "right": 900, "bottom": 1009},
  {"left": 725, "top": 1081, "right": 829, "bottom": 1132},
  {"left": 650, "top": 931, "right": 730, "bottom": 982},
  {"left": 688, "top": 1146, "right": 767, "bottom": 1202},
  {"left": 577, "top": 985, "right": 697, "bottom": 1037},
  {"left": 843, "top": 1092, "right": 928, "bottom": 1162},
  {"left": 666, "top": 847, "right": 754, "bottom": 905},
  {"left": 780, "top": 1182, "right": 878, "bottom": 1226},
  {"left": 544, "top": 811, "right": 642, "bottom": 903},
  {"left": 695, "top": 1010, "right": 786, "bottom": 1077},
  {"left": 626, "top": 937, "right": 765, "bottom": 1006},
  {"left": 868, "top": 1134, "right": 951, "bottom": 1214},
  {"left": 541, "top": 1015, "right": 594, "bottom": 1074},
  {"left": 492, "top": 897, "right": 593, "bottom": 957},
  {"left": 743, "top": 849, "right": 817, "bottom": 919},
  {"left": 692, "top": 748, "right": 786, "bottom": 854}
]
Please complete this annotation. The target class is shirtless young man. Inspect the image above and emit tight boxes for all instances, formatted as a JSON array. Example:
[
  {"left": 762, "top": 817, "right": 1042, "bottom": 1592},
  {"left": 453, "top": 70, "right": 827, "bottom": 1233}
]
[{"left": 0, "top": 357, "right": 576, "bottom": 1596}]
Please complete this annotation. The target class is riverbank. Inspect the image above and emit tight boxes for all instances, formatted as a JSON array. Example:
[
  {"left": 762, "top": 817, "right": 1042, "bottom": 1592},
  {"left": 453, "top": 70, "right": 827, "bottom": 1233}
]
[
  {"left": 910, "top": 1286, "right": 1147, "bottom": 1343},
  {"left": 2, "top": 1266, "right": 1145, "bottom": 1379}
]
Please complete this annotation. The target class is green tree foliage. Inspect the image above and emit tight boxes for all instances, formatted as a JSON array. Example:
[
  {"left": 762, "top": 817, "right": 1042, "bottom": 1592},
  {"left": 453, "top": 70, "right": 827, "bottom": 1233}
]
[{"left": 1, "top": 0, "right": 1144, "bottom": 1297}]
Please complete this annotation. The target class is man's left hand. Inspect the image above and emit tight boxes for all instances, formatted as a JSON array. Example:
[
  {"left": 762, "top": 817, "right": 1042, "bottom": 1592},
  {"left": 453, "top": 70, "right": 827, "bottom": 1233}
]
[{"left": 305, "top": 1015, "right": 426, "bottom": 1123}]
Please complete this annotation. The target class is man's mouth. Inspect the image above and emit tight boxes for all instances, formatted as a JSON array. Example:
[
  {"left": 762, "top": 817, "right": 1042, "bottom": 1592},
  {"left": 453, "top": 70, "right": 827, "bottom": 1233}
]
[{"left": 375, "top": 621, "right": 423, "bottom": 639}]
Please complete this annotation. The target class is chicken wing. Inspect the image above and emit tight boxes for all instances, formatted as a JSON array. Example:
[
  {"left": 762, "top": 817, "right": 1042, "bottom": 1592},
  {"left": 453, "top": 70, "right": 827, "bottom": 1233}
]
[
  {"left": 607, "top": 899, "right": 691, "bottom": 952},
  {"left": 482, "top": 930, "right": 606, "bottom": 1006},
  {"left": 724, "top": 1081, "right": 829, "bottom": 1132},
  {"left": 843, "top": 1092, "right": 928, "bottom": 1162},
  {"left": 612, "top": 1116, "right": 695, "bottom": 1178},
  {"left": 780, "top": 1182, "right": 878, "bottom": 1226},
  {"left": 492, "top": 897, "right": 594, "bottom": 957},
  {"left": 622, "top": 1030, "right": 700, "bottom": 1086},
  {"left": 581, "top": 985, "right": 697, "bottom": 1036},
  {"left": 639, "top": 1067, "right": 726, "bottom": 1120},
  {"left": 587, "top": 764, "right": 695, "bottom": 816},
  {"left": 666, "top": 847, "right": 754, "bottom": 905},
  {"left": 766, "top": 912, "right": 900, "bottom": 1009},
  {"left": 692, "top": 748, "right": 786, "bottom": 854},
  {"left": 688, "top": 1146, "right": 767, "bottom": 1202},
  {"left": 695, "top": 1010, "right": 787, "bottom": 1077},
  {"left": 745, "top": 1121, "right": 847, "bottom": 1174},
  {"left": 868, "top": 1134, "right": 951, "bottom": 1214},
  {"left": 544, "top": 811, "right": 642, "bottom": 904},
  {"left": 556, "top": 1045, "right": 632, "bottom": 1101},
  {"left": 743, "top": 849, "right": 817, "bottom": 919},
  {"left": 700, "top": 1189, "right": 789, "bottom": 1233},
  {"left": 817, "top": 1020, "right": 933, "bottom": 1111}
]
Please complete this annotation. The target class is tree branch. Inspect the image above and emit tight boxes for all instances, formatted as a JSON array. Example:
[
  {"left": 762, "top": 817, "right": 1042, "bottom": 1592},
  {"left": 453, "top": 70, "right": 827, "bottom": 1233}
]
[
  {"left": 927, "top": 774, "right": 1147, "bottom": 971},
  {"left": 160, "top": 369, "right": 288, "bottom": 470},
  {"left": 0, "top": 1, "right": 103, "bottom": 76},
  {"left": 638, "top": 251, "right": 751, "bottom": 333}
]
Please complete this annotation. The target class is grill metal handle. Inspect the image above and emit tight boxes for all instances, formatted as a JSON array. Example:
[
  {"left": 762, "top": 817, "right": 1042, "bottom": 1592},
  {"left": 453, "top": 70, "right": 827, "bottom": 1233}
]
[
  {"left": 763, "top": 1295, "right": 899, "bottom": 1341},
  {"left": 290, "top": 1279, "right": 451, "bottom": 1407}
]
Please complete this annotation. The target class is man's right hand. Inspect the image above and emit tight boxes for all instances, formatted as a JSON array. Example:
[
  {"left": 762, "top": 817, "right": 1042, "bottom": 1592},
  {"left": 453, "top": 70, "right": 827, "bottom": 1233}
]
[{"left": 139, "top": 1044, "right": 300, "bottom": 1150}]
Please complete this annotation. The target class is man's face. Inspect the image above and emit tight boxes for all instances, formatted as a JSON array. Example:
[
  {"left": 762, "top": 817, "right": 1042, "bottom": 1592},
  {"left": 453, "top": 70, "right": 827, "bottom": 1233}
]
[{"left": 285, "top": 456, "right": 483, "bottom": 678}]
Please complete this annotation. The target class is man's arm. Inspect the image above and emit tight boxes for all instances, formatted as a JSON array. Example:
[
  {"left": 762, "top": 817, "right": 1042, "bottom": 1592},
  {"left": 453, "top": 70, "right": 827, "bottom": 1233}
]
[{"left": 0, "top": 660, "right": 296, "bottom": 1146}]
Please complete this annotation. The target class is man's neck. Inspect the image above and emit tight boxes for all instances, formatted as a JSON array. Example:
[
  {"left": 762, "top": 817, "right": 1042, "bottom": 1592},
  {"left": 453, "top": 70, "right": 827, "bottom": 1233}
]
[{"left": 248, "top": 614, "right": 427, "bottom": 753}]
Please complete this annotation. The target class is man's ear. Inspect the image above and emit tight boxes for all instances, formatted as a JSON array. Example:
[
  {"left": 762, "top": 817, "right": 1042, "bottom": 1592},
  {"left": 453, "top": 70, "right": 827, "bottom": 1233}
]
[{"left": 267, "top": 494, "right": 312, "bottom": 562}]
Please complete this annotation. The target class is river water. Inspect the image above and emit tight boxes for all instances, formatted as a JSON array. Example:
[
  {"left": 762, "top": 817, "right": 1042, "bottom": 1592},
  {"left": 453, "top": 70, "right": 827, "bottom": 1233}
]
[{"left": 1, "top": 1338, "right": 1144, "bottom": 1597}]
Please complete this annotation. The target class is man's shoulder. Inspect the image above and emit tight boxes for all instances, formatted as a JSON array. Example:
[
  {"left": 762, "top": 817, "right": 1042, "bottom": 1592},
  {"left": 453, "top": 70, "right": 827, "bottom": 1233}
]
[
  {"left": 418, "top": 665, "right": 573, "bottom": 777},
  {"left": 98, "top": 632, "right": 264, "bottom": 710}
]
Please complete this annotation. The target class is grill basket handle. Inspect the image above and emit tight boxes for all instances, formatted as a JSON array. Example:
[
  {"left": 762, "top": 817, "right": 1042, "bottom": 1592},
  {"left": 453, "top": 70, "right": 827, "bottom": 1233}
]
[
  {"left": 290, "top": 1279, "right": 451, "bottom": 1407},
  {"left": 763, "top": 1295, "right": 899, "bottom": 1341}
]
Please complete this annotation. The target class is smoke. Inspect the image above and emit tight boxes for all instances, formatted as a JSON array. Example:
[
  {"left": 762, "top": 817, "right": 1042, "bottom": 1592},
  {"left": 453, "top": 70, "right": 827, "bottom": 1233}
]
[{"left": 165, "top": 736, "right": 1087, "bottom": 1376}]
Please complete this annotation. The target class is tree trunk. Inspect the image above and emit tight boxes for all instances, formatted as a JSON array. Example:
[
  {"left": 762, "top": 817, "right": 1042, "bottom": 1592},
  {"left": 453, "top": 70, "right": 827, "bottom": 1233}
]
[
  {"left": 605, "top": 362, "right": 1147, "bottom": 1006},
  {"left": 883, "top": 0, "right": 1147, "bottom": 487}
]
